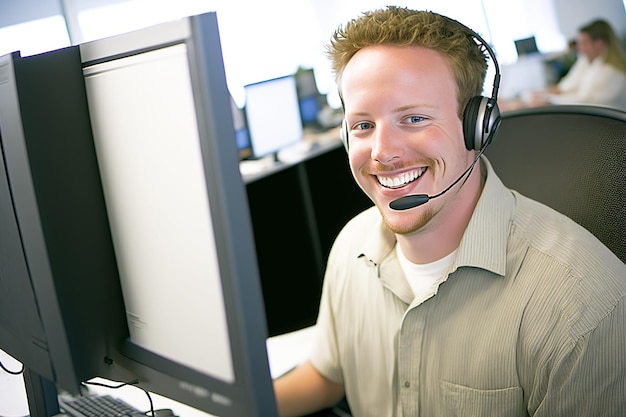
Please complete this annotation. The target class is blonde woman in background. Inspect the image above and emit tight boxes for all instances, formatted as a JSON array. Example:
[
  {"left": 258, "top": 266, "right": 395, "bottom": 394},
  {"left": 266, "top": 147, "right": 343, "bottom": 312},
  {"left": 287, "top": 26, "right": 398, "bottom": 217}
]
[{"left": 534, "top": 19, "right": 626, "bottom": 111}]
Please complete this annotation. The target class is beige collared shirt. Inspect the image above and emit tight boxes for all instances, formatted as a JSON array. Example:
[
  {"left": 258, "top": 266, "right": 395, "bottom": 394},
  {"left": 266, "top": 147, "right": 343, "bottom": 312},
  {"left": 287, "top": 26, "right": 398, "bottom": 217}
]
[{"left": 310, "top": 157, "right": 626, "bottom": 417}]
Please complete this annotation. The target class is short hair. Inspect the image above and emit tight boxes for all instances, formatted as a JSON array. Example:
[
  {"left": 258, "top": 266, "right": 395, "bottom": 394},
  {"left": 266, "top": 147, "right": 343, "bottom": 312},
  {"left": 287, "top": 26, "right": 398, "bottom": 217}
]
[{"left": 326, "top": 6, "right": 489, "bottom": 118}]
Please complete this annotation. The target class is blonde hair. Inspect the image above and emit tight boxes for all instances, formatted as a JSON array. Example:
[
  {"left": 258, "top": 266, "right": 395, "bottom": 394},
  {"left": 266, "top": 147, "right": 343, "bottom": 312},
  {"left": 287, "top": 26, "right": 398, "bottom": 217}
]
[
  {"left": 580, "top": 19, "right": 626, "bottom": 73},
  {"left": 326, "top": 6, "right": 489, "bottom": 117}
]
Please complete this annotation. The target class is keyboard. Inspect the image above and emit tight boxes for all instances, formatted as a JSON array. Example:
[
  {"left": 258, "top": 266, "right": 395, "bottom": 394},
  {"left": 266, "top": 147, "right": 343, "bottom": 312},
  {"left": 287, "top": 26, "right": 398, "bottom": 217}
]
[{"left": 58, "top": 394, "right": 143, "bottom": 417}]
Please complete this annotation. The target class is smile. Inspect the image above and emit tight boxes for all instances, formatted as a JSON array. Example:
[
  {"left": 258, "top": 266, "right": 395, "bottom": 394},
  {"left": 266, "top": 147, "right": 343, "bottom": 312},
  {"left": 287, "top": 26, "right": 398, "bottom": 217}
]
[{"left": 376, "top": 167, "right": 426, "bottom": 189}]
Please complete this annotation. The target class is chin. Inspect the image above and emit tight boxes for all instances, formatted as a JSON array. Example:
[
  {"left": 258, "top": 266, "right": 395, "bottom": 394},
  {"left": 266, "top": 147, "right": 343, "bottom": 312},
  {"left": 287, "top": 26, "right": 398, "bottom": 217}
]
[{"left": 379, "top": 203, "right": 434, "bottom": 235}]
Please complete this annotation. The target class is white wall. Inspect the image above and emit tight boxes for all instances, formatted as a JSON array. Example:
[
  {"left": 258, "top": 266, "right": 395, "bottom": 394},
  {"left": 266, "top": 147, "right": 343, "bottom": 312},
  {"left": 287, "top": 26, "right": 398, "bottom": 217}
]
[{"left": 553, "top": 0, "right": 626, "bottom": 41}]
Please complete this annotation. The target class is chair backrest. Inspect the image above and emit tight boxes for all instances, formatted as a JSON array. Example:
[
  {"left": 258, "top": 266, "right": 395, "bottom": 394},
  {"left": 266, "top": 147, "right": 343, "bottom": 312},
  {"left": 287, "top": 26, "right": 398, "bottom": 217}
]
[{"left": 485, "top": 105, "right": 626, "bottom": 263}]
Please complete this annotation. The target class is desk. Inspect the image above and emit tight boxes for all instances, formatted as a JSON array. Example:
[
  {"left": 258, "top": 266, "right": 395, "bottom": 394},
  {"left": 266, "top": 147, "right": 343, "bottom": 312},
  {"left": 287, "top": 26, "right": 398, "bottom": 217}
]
[{"left": 0, "top": 326, "right": 317, "bottom": 417}]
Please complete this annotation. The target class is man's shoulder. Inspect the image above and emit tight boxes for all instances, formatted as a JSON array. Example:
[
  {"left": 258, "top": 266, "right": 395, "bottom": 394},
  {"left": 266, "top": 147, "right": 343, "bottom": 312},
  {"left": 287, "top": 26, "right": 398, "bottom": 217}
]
[
  {"left": 511, "top": 191, "right": 626, "bottom": 294},
  {"left": 512, "top": 192, "right": 618, "bottom": 257}
]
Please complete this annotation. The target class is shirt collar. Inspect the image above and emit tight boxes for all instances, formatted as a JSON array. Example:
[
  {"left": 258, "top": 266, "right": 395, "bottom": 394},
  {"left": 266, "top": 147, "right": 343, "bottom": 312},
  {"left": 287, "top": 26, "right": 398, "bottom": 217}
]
[{"left": 452, "top": 157, "right": 512, "bottom": 277}]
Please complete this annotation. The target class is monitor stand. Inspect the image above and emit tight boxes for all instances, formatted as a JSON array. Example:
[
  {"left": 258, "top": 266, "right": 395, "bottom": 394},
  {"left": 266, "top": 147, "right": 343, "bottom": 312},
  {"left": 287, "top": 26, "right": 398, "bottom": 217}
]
[{"left": 23, "top": 368, "right": 60, "bottom": 417}]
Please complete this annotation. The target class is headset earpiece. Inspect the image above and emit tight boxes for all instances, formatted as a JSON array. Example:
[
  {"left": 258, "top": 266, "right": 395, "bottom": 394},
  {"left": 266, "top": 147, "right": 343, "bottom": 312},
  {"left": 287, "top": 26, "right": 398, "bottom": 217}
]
[{"left": 462, "top": 95, "right": 501, "bottom": 151}]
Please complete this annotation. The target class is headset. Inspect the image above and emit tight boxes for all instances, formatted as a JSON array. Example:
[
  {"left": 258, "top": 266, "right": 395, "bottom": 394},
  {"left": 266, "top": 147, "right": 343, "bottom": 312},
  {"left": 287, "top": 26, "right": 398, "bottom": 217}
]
[{"left": 340, "top": 15, "right": 501, "bottom": 153}]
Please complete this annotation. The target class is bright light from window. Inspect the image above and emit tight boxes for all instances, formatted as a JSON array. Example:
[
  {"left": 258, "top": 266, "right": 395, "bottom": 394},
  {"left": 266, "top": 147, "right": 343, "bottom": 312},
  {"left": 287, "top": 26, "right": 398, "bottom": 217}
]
[
  {"left": 483, "top": 0, "right": 566, "bottom": 65},
  {"left": 75, "top": 0, "right": 322, "bottom": 107},
  {"left": 78, "top": 0, "right": 214, "bottom": 42},
  {"left": 0, "top": 15, "right": 70, "bottom": 57}
]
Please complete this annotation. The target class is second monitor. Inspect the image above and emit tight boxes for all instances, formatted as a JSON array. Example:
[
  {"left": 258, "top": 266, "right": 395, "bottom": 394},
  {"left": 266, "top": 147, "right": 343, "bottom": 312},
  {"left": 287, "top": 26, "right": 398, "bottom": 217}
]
[{"left": 244, "top": 75, "right": 304, "bottom": 160}]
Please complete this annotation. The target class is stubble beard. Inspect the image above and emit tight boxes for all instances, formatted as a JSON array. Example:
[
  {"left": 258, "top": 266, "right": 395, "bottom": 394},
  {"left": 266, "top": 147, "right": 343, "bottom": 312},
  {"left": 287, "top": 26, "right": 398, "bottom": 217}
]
[{"left": 380, "top": 204, "right": 436, "bottom": 235}]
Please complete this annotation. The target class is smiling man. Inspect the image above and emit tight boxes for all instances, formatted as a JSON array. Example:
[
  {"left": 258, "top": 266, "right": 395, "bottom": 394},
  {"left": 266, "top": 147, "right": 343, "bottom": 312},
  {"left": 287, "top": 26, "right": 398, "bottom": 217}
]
[{"left": 273, "top": 7, "right": 626, "bottom": 417}]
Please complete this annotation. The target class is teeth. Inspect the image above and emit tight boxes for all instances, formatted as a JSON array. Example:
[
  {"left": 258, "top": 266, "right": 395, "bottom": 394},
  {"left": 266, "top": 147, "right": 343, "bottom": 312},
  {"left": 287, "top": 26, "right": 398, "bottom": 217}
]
[{"left": 377, "top": 168, "right": 425, "bottom": 189}]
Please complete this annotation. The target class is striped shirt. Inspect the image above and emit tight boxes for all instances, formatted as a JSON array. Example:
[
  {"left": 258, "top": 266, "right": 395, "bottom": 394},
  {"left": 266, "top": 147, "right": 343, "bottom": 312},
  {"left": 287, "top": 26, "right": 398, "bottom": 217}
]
[{"left": 310, "top": 157, "right": 626, "bottom": 417}]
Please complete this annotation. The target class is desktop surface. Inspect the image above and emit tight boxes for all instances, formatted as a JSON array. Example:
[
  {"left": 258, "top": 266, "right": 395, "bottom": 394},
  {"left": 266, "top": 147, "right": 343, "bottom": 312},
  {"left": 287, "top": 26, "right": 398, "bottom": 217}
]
[{"left": 2, "top": 326, "right": 317, "bottom": 417}]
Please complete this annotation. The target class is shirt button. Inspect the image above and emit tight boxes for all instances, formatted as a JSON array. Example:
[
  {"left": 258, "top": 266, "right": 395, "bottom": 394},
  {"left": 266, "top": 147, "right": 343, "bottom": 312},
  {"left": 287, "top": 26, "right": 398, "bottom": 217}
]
[{"left": 404, "top": 381, "right": 411, "bottom": 388}]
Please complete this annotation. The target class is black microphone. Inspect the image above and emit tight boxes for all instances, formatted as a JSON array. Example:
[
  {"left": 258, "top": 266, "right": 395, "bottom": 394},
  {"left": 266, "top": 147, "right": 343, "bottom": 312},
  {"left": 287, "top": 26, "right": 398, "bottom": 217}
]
[
  {"left": 389, "top": 193, "right": 431, "bottom": 210},
  {"left": 389, "top": 148, "right": 485, "bottom": 211}
]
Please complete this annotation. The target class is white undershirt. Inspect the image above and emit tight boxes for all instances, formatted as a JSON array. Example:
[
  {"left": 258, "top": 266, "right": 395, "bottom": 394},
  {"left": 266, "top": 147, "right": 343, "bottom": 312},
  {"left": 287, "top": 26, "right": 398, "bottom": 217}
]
[{"left": 396, "top": 245, "right": 458, "bottom": 305}]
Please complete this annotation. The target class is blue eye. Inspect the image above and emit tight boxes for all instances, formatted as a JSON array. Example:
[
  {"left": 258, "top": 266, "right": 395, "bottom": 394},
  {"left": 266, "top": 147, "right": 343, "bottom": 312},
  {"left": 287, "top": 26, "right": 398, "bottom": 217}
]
[
  {"left": 355, "top": 121, "right": 374, "bottom": 131},
  {"left": 405, "top": 115, "right": 426, "bottom": 124}
]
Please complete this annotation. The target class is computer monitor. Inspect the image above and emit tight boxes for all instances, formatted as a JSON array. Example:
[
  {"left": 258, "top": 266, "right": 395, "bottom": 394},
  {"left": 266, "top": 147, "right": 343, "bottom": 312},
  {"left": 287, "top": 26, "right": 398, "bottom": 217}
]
[
  {"left": 515, "top": 36, "right": 539, "bottom": 56},
  {"left": 230, "top": 95, "right": 252, "bottom": 160},
  {"left": 298, "top": 95, "right": 320, "bottom": 126},
  {"left": 244, "top": 75, "right": 304, "bottom": 159},
  {"left": 77, "top": 12, "right": 277, "bottom": 417},
  {"left": 0, "top": 47, "right": 130, "bottom": 415},
  {"left": 295, "top": 68, "right": 322, "bottom": 127}
]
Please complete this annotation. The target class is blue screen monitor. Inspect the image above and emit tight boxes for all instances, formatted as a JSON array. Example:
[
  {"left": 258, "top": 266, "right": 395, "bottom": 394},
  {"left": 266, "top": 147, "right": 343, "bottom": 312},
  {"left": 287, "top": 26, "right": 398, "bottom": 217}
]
[
  {"left": 295, "top": 67, "right": 322, "bottom": 127},
  {"left": 231, "top": 95, "right": 252, "bottom": 159},
  {"left": 235, "top": 127, "right": 252, "bottom": 158},
  {"left": 299, "top": 95, "right": 320, "bottom": 125}
]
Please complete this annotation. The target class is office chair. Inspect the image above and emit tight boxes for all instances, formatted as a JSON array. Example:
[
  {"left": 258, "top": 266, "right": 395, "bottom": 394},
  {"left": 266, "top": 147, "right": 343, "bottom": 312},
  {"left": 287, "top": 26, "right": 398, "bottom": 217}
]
[{"left": 485, "top": 104, "right": 626, "bottom": 263}]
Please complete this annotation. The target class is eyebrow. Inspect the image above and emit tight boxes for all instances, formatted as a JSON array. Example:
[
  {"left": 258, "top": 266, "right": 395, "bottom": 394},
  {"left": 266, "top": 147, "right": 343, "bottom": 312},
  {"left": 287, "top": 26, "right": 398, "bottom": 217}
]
[
  {"left": 345, "top": 103, "right": 438, "bottom": 119},
  {"left": 393, "top": 103, "right": 437, "bottom": 113}
]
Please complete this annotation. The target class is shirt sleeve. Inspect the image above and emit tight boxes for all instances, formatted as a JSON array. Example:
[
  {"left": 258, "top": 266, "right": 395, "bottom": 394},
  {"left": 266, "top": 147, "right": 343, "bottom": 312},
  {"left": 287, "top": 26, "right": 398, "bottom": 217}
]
[
  {"left": 532, "top": 297, "right": 626, "bottom": 416},
  {"left": 308, "top": 254, "right": 345, "bottom": 385}
]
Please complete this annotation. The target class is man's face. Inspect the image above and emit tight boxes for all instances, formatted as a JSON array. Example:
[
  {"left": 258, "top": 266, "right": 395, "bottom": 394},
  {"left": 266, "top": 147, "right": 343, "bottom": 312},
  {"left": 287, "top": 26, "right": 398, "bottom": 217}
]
[{"left": 341, "top": 45, "right": 478, "bottom": 235}]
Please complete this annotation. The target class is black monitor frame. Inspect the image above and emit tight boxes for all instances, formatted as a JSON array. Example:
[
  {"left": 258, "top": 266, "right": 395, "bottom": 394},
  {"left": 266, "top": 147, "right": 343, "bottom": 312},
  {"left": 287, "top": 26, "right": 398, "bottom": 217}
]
[
  {"left": 0, "top": 47, "right": 131, "bottom": 415},
  {"left": 514, "top": 36, "right": 539, "bottom": 56}
]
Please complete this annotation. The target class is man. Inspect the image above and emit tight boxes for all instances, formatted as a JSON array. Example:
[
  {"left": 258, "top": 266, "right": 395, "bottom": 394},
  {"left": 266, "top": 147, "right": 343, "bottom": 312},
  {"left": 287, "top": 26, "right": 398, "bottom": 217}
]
[{"left": 274, "top": 7, "right": 626, "bottom": 417}]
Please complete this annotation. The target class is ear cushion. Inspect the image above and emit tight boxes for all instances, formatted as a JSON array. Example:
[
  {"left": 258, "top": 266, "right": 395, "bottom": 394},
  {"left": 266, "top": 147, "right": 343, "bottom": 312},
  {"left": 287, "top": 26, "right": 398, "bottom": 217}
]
[
  {"left": 462, "top": 96, "right": 485, "bottom": 151},
  {"left": 463, "top": 96, "right": 501, "bottom": 151}
]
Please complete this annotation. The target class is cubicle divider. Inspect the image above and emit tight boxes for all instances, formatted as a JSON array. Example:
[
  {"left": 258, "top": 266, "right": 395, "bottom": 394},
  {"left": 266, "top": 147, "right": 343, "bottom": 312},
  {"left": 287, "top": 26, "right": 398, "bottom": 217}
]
[{"left": 244, "top": 141, "right": 372, "bottom": 337}]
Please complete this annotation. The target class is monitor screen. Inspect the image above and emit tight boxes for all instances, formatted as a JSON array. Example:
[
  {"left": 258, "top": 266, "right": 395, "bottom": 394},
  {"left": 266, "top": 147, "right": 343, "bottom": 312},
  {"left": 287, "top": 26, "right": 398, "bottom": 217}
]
[
  {"left": 244, "top": 75, "right": 303, "bottom": 159},
  {"left": 295, "top": 68, "right": 321, "bottom": 126},
  {"left": 299, "top": 95, "right": 320, "bottom": 126},
  {"left": 515, "top": 36, "right": 539, "bottom": 56},
  {"left": 231, "top": 95, "right": 252, "bottom": 159},
  {"left": 76, "top": 12, "right": 276, "bottom": 417},
  {"left": 0, "top": 47, "right": 130, "bottom": 407}
]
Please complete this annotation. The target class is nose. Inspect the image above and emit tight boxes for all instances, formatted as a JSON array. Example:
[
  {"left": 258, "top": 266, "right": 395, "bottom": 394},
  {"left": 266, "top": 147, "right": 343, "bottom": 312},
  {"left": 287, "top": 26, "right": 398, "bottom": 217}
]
[{"left": 371, "top": 123, "right": 403, "bottom": 164}]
